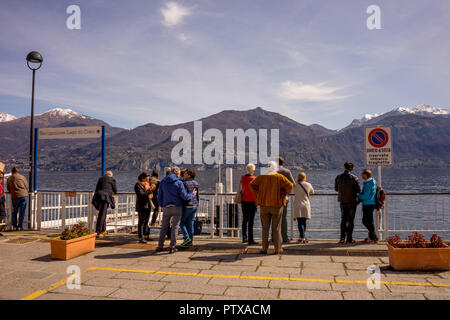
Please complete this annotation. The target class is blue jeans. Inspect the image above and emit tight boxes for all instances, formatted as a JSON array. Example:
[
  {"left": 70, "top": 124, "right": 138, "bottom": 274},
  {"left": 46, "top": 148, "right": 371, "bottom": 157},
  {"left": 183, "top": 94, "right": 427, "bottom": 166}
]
[
  {"left": 180, "top": 206, "right": 197, "bottom": 241},
  {"left": 297, "top": 217, "right": 307, "bottom": 239},
  {"left": 12, "top": 197, "right": 27, "bottom": 229}
]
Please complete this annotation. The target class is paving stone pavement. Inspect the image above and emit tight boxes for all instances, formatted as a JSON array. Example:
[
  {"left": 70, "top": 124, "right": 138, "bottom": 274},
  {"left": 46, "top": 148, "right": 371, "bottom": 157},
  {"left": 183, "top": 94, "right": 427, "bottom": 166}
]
[{"left": 0, "top": 233, "right": 448, "bottom": 300}]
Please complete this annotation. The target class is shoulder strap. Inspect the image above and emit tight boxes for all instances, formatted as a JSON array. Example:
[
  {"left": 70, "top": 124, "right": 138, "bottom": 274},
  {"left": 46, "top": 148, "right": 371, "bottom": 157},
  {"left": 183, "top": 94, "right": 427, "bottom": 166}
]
[{"left": 299, "top": 182, "right": 310, "bottom": 199}]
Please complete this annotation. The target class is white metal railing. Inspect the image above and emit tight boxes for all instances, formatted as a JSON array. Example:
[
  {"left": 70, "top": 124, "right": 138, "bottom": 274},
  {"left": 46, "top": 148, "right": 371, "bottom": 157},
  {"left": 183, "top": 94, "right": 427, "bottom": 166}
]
[{"left": 2, "top": 192, "right": 449, "bottom": 240}]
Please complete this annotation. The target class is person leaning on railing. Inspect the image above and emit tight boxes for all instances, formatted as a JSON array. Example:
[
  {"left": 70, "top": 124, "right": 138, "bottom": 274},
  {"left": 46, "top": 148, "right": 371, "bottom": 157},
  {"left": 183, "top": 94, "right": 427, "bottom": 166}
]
[
  {"left": 249, "top": 161, "right": 293, "bottom": 255},
  {"left": 358, "top": 169, "right": 378, "bottom": 243},
  {"left": 292, "top": 172, "right": 314, "bottom": 244}
]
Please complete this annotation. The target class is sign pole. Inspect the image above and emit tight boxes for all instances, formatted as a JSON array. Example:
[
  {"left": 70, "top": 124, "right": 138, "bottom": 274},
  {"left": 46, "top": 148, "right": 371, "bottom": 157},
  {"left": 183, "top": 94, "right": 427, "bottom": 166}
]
[
  {"left": 34, "top": 128, "right": 39, "bottom": 191},
  {"left": 101, "top": 126, "right": 106, "bottom": 176}
]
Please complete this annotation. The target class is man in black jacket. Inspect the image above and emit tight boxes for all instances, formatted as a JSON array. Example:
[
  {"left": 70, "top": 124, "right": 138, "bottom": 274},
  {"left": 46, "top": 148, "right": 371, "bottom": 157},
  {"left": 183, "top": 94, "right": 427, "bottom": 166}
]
[
  {"left": 335, "top": 162, "right": 361, "bottom": 244},
  {"left": 92, "top": 171, "right": 117, "bottom": 237}
]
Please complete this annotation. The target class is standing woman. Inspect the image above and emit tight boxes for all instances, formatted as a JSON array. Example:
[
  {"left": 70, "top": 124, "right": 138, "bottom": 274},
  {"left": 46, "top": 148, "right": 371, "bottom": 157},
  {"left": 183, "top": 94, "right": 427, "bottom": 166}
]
[
  {"left": 293, "top": 173, "right": 314, "bottom": 243},
  {"left": 358, "top": 169, "right": 378, "bottom": 243},
  {"left": 135, "top": 172, "right": 154, "bottom": 243},
  {"left": 180, "top": 169, "right": 199, "bottom": 247},
  {"left": 241, "top": 164, "right": 258, "bottom": 245}
]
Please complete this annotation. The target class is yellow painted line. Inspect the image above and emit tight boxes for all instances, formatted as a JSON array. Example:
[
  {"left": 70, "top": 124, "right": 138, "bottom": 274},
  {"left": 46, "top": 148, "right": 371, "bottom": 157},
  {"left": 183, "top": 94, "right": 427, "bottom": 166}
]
[
  {"left": 21, "top": 266, "right": 450, "bottom": 300},
  {"left": 20, "top": 272, "right": 83, "bottom": 300},
  {"left": 88, "top": 267, "right": 450, "bottom": 288}
]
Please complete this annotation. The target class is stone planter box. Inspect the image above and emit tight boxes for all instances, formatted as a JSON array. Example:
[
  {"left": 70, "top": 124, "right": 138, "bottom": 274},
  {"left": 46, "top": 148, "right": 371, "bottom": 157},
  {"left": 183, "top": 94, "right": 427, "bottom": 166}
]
[
  {"left": 387, "top": 243, "right": 450, "bottom": 271},
  {"left": 50, "top": 233, "right": 97, "bottom": 260}
]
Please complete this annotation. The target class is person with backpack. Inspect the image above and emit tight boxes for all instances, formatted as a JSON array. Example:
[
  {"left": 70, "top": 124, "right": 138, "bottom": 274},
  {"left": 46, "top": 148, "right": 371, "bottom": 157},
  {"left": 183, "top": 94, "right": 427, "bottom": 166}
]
[
  {"left": 180, "top": 169, "right": 199, "bottom": 247},
  {"left": 358, "top": 169, "right": 378, "bottom": 243},
  {"left": 335, "top": 162, "right": 361, "bottom": 244},
  {"left": 292, "top": 173, "right": 314, "bottom": 244}
]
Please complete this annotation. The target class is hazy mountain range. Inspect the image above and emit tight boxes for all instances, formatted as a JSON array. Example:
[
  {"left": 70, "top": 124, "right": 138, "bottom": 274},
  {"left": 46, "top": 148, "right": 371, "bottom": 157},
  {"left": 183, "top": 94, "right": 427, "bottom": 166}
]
[{"left": 0, "top": 105, "right": 448, "bottom": 171}]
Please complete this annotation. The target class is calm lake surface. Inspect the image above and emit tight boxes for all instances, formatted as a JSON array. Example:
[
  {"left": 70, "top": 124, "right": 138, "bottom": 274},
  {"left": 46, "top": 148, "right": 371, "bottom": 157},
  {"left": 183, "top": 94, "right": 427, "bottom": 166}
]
[
  {"left": 36, "top": 167, "right": 450, "bottom": 194},
  {"left": 33, "top": 167, "right": 449, "bottom": 240}
]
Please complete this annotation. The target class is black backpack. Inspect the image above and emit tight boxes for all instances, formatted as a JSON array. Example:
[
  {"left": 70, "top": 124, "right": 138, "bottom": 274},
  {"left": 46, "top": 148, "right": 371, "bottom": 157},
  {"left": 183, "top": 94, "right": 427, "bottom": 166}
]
[{"left": 375, "top": 185, "right": 386, "bottom": 210}]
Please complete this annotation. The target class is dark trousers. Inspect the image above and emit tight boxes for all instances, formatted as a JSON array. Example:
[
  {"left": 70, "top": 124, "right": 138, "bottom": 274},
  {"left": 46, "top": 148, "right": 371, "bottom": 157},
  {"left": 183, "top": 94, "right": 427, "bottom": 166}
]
[
  {"left": 138, "top": 208, "right": 151, "bottom": 239},
  {"left": 340, "top": 203, "right": 357, "bottom": 241},
  {"left": 95, "top": 201, "right": 109, "bottom": 234},
  {"left": 362, "top": 205, "right": 377, "bottom": 240},
  {"left": 297, "top": 218, "right": 307, "bottom": 239},
  {"left": 12, "top": 197, "right": 27, "bottom": 229},
  {"left": 241, "top": 201, "right": 256, "bottom": 242}
]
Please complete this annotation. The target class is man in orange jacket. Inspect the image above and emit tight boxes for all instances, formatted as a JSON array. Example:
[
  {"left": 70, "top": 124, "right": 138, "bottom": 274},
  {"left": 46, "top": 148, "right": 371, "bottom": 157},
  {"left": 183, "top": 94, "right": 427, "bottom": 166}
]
[{"left": 249, "top": 161, "right": 293, "bottom": 254}]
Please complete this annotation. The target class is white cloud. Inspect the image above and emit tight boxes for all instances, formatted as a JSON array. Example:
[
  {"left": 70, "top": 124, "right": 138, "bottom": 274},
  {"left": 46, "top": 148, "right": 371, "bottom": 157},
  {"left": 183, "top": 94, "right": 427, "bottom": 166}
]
[
  {"left": 161, "top": 2, "right": 193, "bottom": 27},
  {"left": 279, "top": 81, "right": 349, "bottom": 102},
  {"left": 178, "top": 33, "right": 188, "bottom": 41}
]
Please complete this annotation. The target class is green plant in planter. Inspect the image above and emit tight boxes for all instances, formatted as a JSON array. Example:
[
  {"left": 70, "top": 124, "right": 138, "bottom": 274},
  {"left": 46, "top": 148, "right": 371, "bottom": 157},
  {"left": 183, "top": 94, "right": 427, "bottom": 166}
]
[{"left": 61, "top": 221, "right": 92, "bottom": 240}]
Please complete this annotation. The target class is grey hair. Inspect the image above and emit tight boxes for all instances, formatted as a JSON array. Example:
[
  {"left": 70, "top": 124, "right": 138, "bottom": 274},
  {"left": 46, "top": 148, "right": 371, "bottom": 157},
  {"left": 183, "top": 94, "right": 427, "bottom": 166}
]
[{"left": 171, "top": 166, "right": 181, "bottom": 175}]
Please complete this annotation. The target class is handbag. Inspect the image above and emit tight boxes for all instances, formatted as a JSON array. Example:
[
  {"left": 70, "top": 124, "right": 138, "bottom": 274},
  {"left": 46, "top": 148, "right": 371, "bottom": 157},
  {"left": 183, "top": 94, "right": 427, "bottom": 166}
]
[{"left": 234, "top": 178, "right": 242, "bottom": 204}]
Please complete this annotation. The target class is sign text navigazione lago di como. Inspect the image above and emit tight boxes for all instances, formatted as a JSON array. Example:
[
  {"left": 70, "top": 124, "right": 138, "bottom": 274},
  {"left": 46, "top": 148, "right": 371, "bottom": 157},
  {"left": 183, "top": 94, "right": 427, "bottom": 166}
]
[{"left": 171, "top": 121, "right": 279, "bottom": 165}]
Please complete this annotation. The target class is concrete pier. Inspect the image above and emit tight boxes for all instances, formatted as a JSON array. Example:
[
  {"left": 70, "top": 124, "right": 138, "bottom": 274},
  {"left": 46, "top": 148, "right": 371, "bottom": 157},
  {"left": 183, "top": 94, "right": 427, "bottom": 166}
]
[{"left": 0, "top": 231, "right": 448, "bottom": 300}]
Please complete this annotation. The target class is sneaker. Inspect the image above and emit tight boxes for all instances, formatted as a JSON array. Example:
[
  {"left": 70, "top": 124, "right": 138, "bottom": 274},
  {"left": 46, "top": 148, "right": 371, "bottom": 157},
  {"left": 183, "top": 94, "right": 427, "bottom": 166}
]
[
  {"left": 181, "top": 237, "right": 192, "bottom": 246},
  {"left": 248, "top": 241, "right": 259, "bottom": 245},
  {"left": 155, "top": 247, "right": 163, "bottom": 253},
  {"left": 338, "top": 238, "right": 346, "bottom": 244},
  {"left": 169, "top": 247, "right": 178, "bottom": 254},
  {"left": 139, "top": 239, "right": 148, "bottom": 244},
  {"left": 363, "top": 238, "right": 371, "bottom": 244}
]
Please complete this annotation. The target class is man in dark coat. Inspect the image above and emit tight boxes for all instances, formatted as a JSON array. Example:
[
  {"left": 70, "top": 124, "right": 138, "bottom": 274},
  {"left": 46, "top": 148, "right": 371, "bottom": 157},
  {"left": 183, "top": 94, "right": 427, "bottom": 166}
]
[
  {"left": 92, "top": 171, "right": 117, "bottom": 237},
  {"left": 335, "top": 162, "right": 361, "bottom": 244}
]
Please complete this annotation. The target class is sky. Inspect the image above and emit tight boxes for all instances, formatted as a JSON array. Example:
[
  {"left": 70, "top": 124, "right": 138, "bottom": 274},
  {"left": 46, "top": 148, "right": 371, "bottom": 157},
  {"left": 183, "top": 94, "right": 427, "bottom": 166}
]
[{"left": 0, "top": 0, "right": 449, "bottom": 130}]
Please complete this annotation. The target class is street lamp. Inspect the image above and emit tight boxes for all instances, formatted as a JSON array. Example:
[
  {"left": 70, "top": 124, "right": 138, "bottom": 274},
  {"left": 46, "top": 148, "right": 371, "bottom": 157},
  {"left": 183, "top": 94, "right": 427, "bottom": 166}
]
[{"left": 26, "top": 51, "right": 43, "bottom": 229}]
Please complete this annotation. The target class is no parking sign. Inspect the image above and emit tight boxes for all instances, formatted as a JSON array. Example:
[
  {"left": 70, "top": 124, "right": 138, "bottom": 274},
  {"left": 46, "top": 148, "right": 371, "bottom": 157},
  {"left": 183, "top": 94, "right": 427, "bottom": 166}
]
[{"left": 365, "top": 126, "right": 393, "bottom": 166}]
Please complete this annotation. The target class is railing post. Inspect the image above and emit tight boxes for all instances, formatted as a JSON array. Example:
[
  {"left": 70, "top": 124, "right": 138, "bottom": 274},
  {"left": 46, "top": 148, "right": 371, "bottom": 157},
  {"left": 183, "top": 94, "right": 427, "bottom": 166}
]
[
  {"left": 61, "top": 193, "right": 66, "bottom": 230},
  {"left": 36, "top": 192, "right": 41, "bottom": 230},
  {"left": 384, "top": 196, "right": 389, "bottom": 240},
  {"left": 87, "top": 192, "right": 94, "bottom": 232},
  {"left": 210, "top": 195, "right": 215, "bottom": 239},
  {"left": 219, "top": 194, "right": 224, "bottom": 238}
]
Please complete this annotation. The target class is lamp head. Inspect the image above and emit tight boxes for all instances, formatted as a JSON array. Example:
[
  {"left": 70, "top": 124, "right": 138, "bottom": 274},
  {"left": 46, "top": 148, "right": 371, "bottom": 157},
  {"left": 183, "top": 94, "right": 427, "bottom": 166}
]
[{"left": 26, "top": 51, "right": 43, "bottom": 70}]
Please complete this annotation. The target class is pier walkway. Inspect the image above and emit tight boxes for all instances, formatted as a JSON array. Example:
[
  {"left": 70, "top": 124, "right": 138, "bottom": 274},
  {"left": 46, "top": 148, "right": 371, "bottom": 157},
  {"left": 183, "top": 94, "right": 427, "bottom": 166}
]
[{"left": 0, "top": 231, "right": 448, "bottom": 300}]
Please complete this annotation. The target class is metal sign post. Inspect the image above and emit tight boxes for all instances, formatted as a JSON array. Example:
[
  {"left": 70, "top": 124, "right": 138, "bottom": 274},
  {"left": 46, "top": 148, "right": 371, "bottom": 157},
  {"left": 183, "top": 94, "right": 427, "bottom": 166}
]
[{"left": 365, "top": 126, "right": 393, "bottom": 240}]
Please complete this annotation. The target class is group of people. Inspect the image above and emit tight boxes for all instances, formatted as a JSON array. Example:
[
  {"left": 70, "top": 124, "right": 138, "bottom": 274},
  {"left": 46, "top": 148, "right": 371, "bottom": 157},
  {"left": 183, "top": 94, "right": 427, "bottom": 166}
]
[
  {"left": 239, "top": 158, "right": 379, "bottom": 254},
  {"left": 92, "top": 158, "right": 379, "bottom": 255},
  {"left": 92, "top": 166, "right": 199, "bottom": 254}
]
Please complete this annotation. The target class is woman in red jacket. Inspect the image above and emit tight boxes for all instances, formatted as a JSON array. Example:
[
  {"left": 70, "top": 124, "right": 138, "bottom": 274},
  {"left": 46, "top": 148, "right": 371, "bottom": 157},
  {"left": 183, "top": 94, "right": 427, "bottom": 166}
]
[{"left": 240, "top": 164, "right": 257, "bottom": 245}]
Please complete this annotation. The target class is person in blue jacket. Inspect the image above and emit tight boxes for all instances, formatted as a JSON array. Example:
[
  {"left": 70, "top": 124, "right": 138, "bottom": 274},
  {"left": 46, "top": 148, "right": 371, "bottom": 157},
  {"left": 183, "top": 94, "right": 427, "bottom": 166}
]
[
  {"left": 156, "top": 166, "right": 196, "bottom": 253},
  {"left": 358, "top": 169, "right": 378, "bottom": 243}
]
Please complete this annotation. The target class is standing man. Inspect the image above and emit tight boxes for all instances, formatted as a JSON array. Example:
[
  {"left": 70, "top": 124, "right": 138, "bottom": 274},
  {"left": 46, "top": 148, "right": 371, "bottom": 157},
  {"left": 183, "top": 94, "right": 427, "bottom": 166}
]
[
  {"left": 250, "top": 161, "right": 293, "bottom": 255},
  {"left": 335, "top": 162, "right": 361, "bottom": 244},
  {"left": 92, "top": 171, "right": 117, "bottom": 238},
  {"left": 6, "top": 167, "right": 29, "bottom": 231},
  {"left": 276, "top": 156, "right": 295, "bottom": 243},
  {"left": 156, "top": 166, "right": 196, "bottom": 254}
]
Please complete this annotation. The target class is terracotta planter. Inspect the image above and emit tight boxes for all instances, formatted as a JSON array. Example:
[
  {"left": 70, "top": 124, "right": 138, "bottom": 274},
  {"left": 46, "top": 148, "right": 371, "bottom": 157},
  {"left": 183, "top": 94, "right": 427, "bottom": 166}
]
[
  {"left": 50, "top": 233, "right": 97, "bottom": 260},
  {"left": 387, "top": 243, "right": 450, "bottom": 271}
]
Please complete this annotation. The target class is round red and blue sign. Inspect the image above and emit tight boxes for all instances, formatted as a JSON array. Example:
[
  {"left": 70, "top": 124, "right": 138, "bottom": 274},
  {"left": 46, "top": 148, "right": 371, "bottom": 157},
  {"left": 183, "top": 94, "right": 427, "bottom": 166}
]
[{"left": 368, "top": 128, "right": 389, "bottom": 148}]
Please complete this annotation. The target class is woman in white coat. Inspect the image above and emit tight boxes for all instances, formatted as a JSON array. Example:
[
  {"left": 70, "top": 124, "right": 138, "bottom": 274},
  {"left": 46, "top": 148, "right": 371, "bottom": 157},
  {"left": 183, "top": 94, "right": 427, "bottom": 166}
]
[{"left": 293, "top": 173, "right": 314, "bottom": 243}]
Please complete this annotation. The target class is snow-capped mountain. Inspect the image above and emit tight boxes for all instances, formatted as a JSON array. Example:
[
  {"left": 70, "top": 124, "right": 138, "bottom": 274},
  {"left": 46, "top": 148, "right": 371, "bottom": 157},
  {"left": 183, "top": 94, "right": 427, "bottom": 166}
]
[
  {"left": 0, "top": 112, "right": 17, "bottom": 122},
  {"left": 38, "top": 107, "right": 89, "bottom": 119},
  {"left": 344, "top": 104, "right": 449, "bottom": 130}
]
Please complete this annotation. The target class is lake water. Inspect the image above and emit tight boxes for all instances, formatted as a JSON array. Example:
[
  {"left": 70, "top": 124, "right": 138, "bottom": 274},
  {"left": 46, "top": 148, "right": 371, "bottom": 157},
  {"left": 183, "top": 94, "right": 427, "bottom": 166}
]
[
  {"left": 33, "top": 168, "right": 450, "bottom": 240},
  {"left": 36, "top": 167, "right": 450, "bottom": 194}
]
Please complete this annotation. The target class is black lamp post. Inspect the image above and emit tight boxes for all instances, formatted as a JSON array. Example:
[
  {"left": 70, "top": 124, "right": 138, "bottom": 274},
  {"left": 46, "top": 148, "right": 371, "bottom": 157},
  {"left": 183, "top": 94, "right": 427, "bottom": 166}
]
[{"left": 26, "top": 51, "right": 43, "bottom": 229}]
